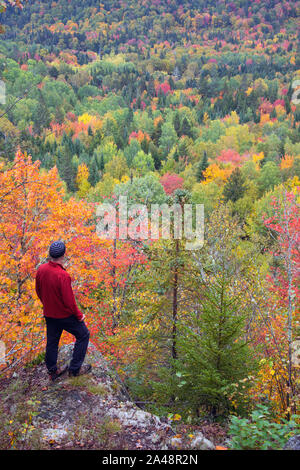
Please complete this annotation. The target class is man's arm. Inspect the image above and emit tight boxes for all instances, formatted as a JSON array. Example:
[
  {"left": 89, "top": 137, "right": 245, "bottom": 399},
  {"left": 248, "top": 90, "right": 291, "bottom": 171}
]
[
  {"left": 35, "top": 271, "right": 42, "bottom": 302},
  {"left": 60, "top": 274, "right": 84, "bottom": 321}
]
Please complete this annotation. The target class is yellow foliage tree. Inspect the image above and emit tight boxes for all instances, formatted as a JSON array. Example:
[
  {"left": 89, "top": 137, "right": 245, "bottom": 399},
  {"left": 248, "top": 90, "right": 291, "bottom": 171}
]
[
  {"left": 202, "top": 163, "right": 232, "bottom": 184},
  {"left": 252, "top": 151, "right": 264, "bottom": 170},
  {"left": 76, "top": 163, "right": 91, "bottom": 198},
  {"left": 280, "top": 155, "right": 294, "bottom": 170}
]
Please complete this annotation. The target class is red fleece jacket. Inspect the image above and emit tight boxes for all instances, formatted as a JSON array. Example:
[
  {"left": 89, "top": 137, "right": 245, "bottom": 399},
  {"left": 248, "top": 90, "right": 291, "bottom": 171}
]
[{"left": 35, "top": 261, "right": 84, "bottom": 321}]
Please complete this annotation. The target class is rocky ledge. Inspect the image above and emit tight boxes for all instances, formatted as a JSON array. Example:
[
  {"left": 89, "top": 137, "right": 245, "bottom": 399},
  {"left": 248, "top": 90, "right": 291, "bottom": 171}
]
[{"left": 0, "top": 343, "right": 217, "bottom": 450}]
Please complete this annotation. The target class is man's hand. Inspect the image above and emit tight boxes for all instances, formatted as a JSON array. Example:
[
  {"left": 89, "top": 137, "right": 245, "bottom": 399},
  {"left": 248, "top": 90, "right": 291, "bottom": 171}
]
[{"left": 79, "top": 314, "right": 86, "bottom": 322}]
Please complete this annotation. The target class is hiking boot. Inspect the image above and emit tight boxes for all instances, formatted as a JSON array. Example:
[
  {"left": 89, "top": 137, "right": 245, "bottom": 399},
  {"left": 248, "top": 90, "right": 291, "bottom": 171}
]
[
  {"left": 48, "top": 365, "right": 68, "bottom": 382},
  {"left": 68, "top": 364, "right": 92, "bottom": 377}
]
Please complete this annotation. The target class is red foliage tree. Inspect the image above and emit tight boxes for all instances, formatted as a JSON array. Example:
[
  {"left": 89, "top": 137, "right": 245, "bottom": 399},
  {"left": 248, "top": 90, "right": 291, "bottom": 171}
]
[
  {"left": 160, "top": 173, "right": 184, "bottom": 195},
  {"left": 155, "top": 81, "right": 171, "bottom": 96},
  {"left": 260, "top": 190, "right": 300, "bottom": 414},
  {"left": 217, "top": 148, "right": 243, "bottom": 165}
]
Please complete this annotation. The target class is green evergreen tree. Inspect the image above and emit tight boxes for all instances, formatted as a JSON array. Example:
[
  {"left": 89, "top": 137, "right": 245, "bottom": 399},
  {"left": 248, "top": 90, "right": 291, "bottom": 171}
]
[
  {"left": 99, "top": 153, "right": 105, "bottom": 172},
  {"left": 152, "top": 119, "right": 163, "bottom": 147},
  {"left": 175, "top": 206, "right": 256, "bottom": 417},
  {"left": 173, "top": 111, "right": 181, "bottom": 137},
  {"left": 88, "top": 156, "right": 100, "bottom": 186},
  {"left": 181, "top": 116, "right": 192, "bottom": 137},
  {"left": 88, "top": 125, "right": 93, "bottom": 137},
  {"left": 196, "top": 151, "right": 209, "bottom": 181},
  {"left": 148, "top": 141, "right": 163, "bottom": 169},
  {"left": 57, "top": 146, "right": 78, "bottom": 192},
  {"left": 177, "top": 278, "right": 253, "bottom": 416},
  {"left": 148, "top": 77, "right": 156, "bottom": 97},
  {"left": 124, "top": 190, "right": 193, "bottom": 407},
  {"left": 223, "top": 167, "right": 247, "bottom": 203},
  {"left": 33, "top": 90, "right": 51, "bottom": 135}
]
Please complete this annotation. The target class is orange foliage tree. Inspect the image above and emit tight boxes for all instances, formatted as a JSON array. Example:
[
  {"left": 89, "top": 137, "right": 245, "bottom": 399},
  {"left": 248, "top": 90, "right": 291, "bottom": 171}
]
[
  {"left": 0, "top": 152, "right": 145, "bottom": 372},
  {"left": 0, "top": 152, "right": 107, "bottom": 370}
]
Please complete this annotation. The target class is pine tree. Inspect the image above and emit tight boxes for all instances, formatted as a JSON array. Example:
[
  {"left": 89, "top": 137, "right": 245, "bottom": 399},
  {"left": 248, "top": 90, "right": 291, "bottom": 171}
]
[
  {"left": 152, "top": 119, "right": 163, "bottom": 146},
  {"left": 169, "top": 76, "right": 175, "bottom": 90},
  {"left": 175, "top": 206, "right": 256, "bottom": 417},
  {"left": 173, "top": 111, "right": 181, "bottom": 137},
  {"left": 89, "top": 156, "right": 100, "bottom": 186},
  {"left": 33, "top": 90, "right": 51, "bottom": 135},
  {"left": 123, "top": 191, "right": 193, "bottom": 407},
  {"left": 148, "top": 141, "right": 162, "bottom": 169},
  {"left": 99, "top": 154, "right": 105, "bottom": 171},
  {"left": 181, "top": 116, "right": 192, "bottom": 137},
  {"left": 223, "top": 167, "right": 246, "bottom": 202},
  {"left": 178, "top": 275, "right": 253, "bottom": 416},
  {"left": 57, "top": 146, "right": 78, "bottom": 192},
  {"left": 196, "top": 151, "right": 209, "bottom": 181},
  {"left": 148, "top": 77, "right": 156, "bottom": 97}
]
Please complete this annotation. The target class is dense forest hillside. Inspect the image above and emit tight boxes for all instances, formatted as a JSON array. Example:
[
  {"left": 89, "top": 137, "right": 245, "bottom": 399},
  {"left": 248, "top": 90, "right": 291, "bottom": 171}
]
[
  {"left": 2, "top": 1, "right": 299, "bottom": 53},
  {"left": 0, "top": 0, "right": 299, "bottom": 451},
  {"left": 1, "top": 0, "right": 300, "bottom": 177}
]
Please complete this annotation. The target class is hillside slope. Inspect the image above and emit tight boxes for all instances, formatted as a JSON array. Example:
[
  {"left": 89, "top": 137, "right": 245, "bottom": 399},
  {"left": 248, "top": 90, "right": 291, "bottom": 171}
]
[{"left": 0, "top": 344, "right": 220, "bottom": 450}]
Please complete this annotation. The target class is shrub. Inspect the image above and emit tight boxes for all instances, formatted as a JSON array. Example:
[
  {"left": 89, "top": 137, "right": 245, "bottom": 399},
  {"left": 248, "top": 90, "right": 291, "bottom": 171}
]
[{"left": 228, "top": 404, "right": 299, "bottom": 450}]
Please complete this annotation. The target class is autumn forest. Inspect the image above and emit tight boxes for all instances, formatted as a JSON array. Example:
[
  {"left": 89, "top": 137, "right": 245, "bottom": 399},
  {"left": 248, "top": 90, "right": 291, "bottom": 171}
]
[{"left": 0, "top": 0, "right": 299, "bottom": 451}]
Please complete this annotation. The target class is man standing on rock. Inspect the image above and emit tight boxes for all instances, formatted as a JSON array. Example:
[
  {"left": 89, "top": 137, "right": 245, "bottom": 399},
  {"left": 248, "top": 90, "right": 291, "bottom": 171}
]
[{"left": 35, "top": 241, "right": 91, "bottom": 382}]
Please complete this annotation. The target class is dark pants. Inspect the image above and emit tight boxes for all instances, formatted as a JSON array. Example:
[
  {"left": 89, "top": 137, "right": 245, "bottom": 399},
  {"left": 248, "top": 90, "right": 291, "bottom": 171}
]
[{"left": 45, "top": 315, "right": 90, "bottom": 374}]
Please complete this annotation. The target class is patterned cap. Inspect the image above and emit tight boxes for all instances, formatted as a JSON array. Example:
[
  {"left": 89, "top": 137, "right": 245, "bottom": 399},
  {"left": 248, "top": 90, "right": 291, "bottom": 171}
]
[{"left": 49, "top": 241, "right": 66, "bottom": 259}]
